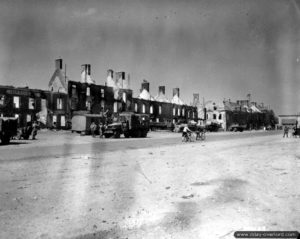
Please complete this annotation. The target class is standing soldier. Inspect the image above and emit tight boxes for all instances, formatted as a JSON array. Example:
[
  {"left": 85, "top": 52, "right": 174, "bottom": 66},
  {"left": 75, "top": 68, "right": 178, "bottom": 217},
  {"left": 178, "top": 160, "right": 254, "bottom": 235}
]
[
  {"left": 99, "top": 123, "right": 103, "bottom": 138},
  {"left": 103, "top": 123, "right": 107, "bottom": 136},
  {"left": 283, "top": 125, "right": 289, "bottom": 138},
  {"left": 32, "top": 121, "right": 38, "bottom": 140},
  {"left": 90, "top": 121, "right": 96, "bottom": 137}
]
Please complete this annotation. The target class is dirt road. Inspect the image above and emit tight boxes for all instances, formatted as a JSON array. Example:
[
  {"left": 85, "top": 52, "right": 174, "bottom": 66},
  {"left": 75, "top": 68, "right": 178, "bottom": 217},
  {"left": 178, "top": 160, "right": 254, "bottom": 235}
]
[{"left": 0, "top": 131, "right": 299, "bottom": 239}]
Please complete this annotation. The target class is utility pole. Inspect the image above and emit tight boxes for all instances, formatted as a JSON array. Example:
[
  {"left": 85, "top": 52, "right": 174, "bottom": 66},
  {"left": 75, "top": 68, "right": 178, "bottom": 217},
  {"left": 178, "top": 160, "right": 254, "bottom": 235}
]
[
  {"left": 65, "top": 64, "right": 67, "bottom": 84},
  {"left": 85, "top": 65, "right": 87, "bottom": 83},
  {"left": 202, "top": 97, "right": 207, "bottom": 127}
]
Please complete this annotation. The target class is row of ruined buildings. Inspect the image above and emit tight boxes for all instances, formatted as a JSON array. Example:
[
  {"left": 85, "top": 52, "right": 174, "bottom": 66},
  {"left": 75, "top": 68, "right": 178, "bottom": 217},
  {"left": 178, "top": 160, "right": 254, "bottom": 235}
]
[
  {"left": 0, "top": 59, "right": 277, "bottom": 131},
  {"left": 196, "top": 98, "right": 277, "bottom": 130}
]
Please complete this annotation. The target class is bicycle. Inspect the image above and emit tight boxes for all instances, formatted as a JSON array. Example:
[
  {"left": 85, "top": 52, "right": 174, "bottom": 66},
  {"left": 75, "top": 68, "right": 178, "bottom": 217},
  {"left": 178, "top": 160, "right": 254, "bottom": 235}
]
[
  {"left": 182, "top": 131, "right": 194, "bottom": 142},
  {"left": 195, "top": 129, "right": 206, "bottom": 141}
]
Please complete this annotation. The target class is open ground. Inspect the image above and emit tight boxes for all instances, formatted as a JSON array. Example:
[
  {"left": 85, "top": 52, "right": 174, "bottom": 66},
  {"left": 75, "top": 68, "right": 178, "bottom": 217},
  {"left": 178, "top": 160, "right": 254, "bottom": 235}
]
[{"left": 0, "top": 130, "right": 299, "bottom": 239}]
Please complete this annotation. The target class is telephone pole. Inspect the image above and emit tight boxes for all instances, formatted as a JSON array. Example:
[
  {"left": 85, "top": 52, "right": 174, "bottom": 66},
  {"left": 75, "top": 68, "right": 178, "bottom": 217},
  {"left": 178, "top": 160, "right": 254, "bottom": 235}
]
[{"left": 202, "top": 97, "right": 208, "bottom": 127}]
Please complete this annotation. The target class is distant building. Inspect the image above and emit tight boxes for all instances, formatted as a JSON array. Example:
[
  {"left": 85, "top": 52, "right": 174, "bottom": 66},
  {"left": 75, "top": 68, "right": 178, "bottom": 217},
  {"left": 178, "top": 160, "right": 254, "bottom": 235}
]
[
  {"left": 8, "top": 59, "right": 275, "bottom": 132},
  {"left": 192, "top": 95, "right": 226, "bottom": 129},
  {"left": 205, "top": 101, "right": 226, "bottom": 130},
  {"left": 278, "top": 115, "right": 299, "bottom": 128},
  {"left": 223, "top": 98, "right": 277, "bottom": 130}
]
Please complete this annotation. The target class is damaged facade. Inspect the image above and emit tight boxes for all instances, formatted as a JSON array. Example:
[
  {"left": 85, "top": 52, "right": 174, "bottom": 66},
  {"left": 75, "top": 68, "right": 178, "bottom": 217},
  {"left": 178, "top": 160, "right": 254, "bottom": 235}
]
[
  {"left": 68, "top": 69, "right": 133, "bottom": 119},
  {"left": 277, "top": 115, "right": 299, "bottom": 128},
  {"left": 192, "top": 93, "right": 277, "bottom": 131},
  {"left": 222, "top": 98, "right": 277, "bottom": 130},
  {"left": 0, "top": 85, "right": 67, "bottom": 128},
  {"left": 0, "top": 59, "right": 276, "bottom": 131},
  {"left": 69, "top": 68, "right": 198, "bottom": 126},
  {"left": 47, "top": 59, "right": 70, "bottom": 128},
  {"left": 132, "top": 82, "right": 198, "bottom": 127}
]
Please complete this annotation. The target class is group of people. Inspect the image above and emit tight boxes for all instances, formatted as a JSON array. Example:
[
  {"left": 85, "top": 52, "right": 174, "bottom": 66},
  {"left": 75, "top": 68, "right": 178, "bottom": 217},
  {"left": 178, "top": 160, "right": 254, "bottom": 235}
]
[
  {"left": 283, "top": 125, "right": 299, "bottom": 138},
  {"left": 182, "top": 125, "right": 205, "bottom": 141},
  {"left": 17, "top": 121, "right": 39, "bottom": 140},
  {"left": 90, "top": 121, "right": 107, "bottom": 138}
]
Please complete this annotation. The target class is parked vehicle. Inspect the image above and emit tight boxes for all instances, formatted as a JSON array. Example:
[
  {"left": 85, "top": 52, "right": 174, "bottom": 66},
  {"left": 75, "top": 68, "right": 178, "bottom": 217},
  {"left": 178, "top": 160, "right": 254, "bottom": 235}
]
[
  {"left": 293, "top": 128, "right": 300, "bottom": 137},
  {"left": 266, "top": 125, "right": 273, "bottom": 130},
  {"left": 71, "top": 113, "right": 105, "bottom": 135},
  {"left": 0, "top": 117, "right": 18, "bottom": 144},
  {"left": 149, "top": 121, "right": 174, "bottom": 131},
  {"left": 104, "top": 112, "right": 150, "bottom": 138},
  {"left": 229, "top": 124, "right": 245, "bottom": 132},
  {"left": 205, "top": 122, "right": 221, "bottom": 132}
]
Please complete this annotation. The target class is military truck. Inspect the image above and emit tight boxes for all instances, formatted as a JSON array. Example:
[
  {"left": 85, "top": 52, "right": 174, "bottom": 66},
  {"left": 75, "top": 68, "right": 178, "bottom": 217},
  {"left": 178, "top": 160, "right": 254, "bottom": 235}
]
[
  {"left": 228, "top": 124, "right": 246, "bottom": 132},
  {"left": 0, "top": 117, "right": 18, "bottom": 144},
  {"left": 71, "top": 113, "right": 105, "bottom": 135},
  {"left": 104, "top": 112, "right": 150, "bottom": 138}
]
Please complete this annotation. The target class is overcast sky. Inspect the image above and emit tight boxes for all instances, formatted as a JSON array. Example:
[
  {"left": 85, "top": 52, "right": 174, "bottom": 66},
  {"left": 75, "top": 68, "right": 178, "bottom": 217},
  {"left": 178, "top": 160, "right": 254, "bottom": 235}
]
[{"left": 0, "top": 0, "right": 299, "bottom": 114}]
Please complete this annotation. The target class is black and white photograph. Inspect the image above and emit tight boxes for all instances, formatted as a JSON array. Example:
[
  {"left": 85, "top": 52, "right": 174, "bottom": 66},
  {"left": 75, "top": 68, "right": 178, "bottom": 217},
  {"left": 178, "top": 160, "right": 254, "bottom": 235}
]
[{"left": 0, "top": 0, "right": 300, "bottom": 238}]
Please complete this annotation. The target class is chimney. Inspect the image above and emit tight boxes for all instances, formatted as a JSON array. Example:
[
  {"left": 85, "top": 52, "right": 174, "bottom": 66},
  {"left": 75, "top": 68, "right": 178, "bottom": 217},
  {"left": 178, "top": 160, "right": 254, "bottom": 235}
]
[
  {"left": 247, "top": 94, "right": 251, "bottom": 107},
  {"left": 159, "top": 86, "right": 165, "bottom": 95},
  {"left": 127, "top": 73, "right": 130, "bottom": 88},
  {"left": 193, "top": 93, "right": 199, "bottom": 105},
  {"left": 81, "top": 64, "right": 87, "bottom": 83},
  {"left": 87, "top": 64, "right": 91, "bottom": 75},
  {"left": 141, "top": 80, "right": 149, "bottom": 92},
  {"left": 106, "top": 69, "right": 115, "bottom": 87},
  {"left": 55, "top": 59, "right": 63, "bottom": 70},
  {"left": 173, "top": 88, "right": 180, "bottom": 97},
  {"left": 119, "top": 72, "right": 125, "bottom": 80},
  {"left": 115, "top": 72, "right": 126, "bottom": 88},
  {"left": 81, "top": 64, "right": 88, "bottom": 73},
  {"left": 107, "top": 69, "right": 114, "bottom": 78},
  {"left": 116, "top": 72, "right": 125, "bottom": 81}
]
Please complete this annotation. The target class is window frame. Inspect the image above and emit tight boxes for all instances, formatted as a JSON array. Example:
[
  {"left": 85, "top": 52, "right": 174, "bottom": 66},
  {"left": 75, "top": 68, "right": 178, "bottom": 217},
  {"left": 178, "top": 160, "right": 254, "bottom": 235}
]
[
  {"left": 13, "top": 96, "right": 20, "bottom": 109},
  {"left": 100, "top": 88, "right": 105, "bottom": 98},
  {"left": 142, "top": 104, "right": 146, "bottom": 113},
  {"left": 134, "top": 103, "right": 138, "bottom": 112},
  {"left": 26, "top": 114, "right": 31, "bottom": 122},
  {"left": 28, "top": 98, "right": 35, "bottom": 109},
  {"left": 114, "top": 102, "right": 118, "bottom": 113},
  {"left": 0, "top": 95, "right": 5, "bottom": 106},
  {"left": 57, "top": 98, "right": 63, "bottom": 110},
  {"left": 150, "top": 105, "right": 153, "bottom": 114}
]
